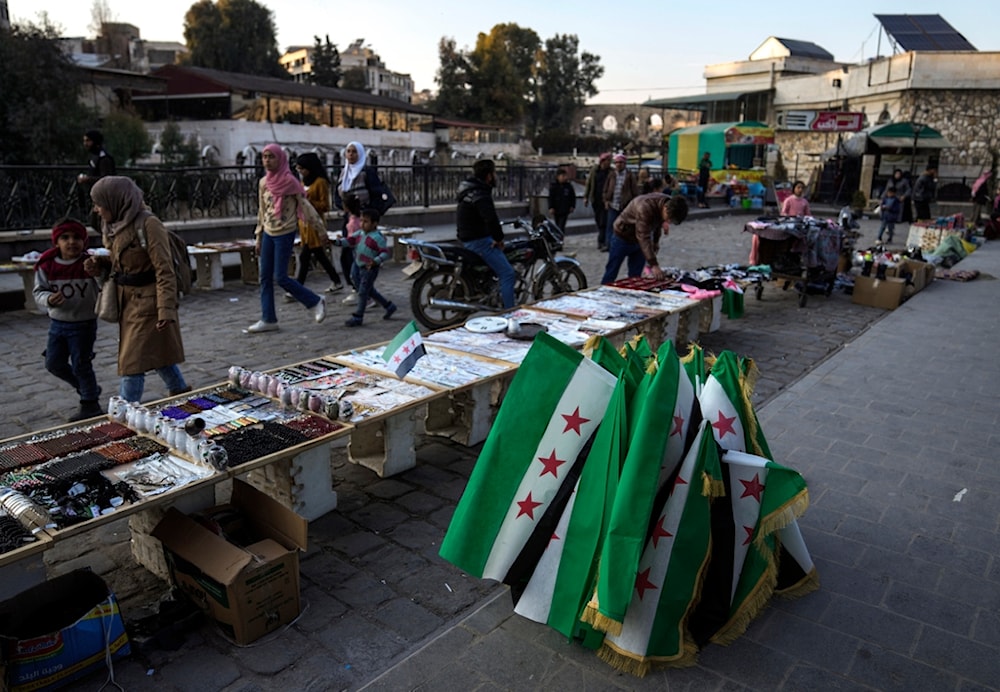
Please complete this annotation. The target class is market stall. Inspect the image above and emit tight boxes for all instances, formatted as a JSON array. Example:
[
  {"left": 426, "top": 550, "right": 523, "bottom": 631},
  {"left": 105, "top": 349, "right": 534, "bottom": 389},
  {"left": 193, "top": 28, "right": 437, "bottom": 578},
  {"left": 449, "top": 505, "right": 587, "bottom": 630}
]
[{"left": 667, "top": 121, "right": 775, "bottom": 202}]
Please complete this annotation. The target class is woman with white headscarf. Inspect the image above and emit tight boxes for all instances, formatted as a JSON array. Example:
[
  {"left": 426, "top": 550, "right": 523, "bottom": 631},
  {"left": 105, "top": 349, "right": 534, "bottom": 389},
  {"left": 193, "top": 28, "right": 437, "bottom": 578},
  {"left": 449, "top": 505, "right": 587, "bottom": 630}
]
[
  {"left": 334, "top": 141, "right": 387, "bottom": 302},
  {"left": 83, "top": 176, "right": 189, "bottom": 402}
]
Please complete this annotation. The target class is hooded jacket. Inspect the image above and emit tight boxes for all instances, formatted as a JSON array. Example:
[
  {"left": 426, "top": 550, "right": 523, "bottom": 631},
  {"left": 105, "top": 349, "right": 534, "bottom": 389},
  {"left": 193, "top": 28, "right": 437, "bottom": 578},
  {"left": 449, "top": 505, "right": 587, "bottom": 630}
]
[{"left": 456, "top": 177, "right": 503, "bottom": 243}]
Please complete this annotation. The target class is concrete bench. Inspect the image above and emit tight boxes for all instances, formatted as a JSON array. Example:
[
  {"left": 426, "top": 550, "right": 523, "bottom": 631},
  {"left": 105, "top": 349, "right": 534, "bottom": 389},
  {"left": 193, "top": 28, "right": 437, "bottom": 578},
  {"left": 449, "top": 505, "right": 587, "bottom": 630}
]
[
  {"left": 189, "top": 240, "right": 259, "bottom": 289},
  {"left": 0, "top": 259, "right": 40, "bottom": 314}
]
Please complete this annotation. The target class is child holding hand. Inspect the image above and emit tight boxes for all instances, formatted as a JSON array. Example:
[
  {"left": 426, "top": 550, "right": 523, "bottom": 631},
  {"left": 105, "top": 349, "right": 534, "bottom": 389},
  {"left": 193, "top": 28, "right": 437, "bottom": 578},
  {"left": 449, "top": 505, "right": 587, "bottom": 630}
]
[
  {"left": 33, "top": 219, "right": 103, "bottom": 421},
  {"left": 334, "top": 207, "right": 397, "bottom": 326}
]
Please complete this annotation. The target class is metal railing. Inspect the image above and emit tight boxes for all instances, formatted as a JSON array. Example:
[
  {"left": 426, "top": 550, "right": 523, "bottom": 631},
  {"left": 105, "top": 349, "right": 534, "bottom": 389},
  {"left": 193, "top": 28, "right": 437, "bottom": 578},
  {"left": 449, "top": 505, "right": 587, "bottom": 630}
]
[{"left": 0, "top": 164, "right": 556, "bottom": 232}]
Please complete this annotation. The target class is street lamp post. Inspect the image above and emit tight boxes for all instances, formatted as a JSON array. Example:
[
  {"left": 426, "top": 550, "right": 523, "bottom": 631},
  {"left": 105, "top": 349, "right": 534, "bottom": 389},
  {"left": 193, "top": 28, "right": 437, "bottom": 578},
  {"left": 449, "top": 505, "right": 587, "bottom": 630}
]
[{"left": 909, "top": 121, "right": 925, "bottom": 176}]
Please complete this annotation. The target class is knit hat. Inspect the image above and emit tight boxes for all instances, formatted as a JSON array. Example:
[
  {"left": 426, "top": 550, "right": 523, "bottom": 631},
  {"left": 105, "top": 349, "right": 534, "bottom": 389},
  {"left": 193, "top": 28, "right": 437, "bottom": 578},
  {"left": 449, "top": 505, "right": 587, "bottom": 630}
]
[
  {"left": 51, "top": 219, "right": 89, "bottom": 245},
  {"left": 613, "top": 153, "right": 626, "bottom": 163}
]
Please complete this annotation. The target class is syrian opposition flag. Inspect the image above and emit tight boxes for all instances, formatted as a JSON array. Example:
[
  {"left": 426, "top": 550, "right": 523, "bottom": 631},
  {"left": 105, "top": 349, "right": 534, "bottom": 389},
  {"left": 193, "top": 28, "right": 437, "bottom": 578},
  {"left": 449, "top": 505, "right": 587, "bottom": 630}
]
[
  {"left": 513, "top": 375, "right": 630, "bottom": 642},
  {"left": 698, "top": 350, "right": 770, "bottom": 459},
  {"left": 583, "top": 340, "right": 698, "bottom": 635},
  {"left": 381, "top": 320, "right": 426, "bottom": 378},
  {"left": 440, "top": 332, "right": 616, "bottom": 585},
  {"left": 596, "top": 420, "right": 723, "bottom": 675}
]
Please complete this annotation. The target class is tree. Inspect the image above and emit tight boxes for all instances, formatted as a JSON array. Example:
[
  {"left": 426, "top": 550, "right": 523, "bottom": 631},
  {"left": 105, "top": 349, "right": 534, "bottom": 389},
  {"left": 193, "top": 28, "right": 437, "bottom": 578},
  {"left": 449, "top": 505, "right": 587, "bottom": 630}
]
[
  {"left": 432, "top": 37, "right": 470, "bottom": 119},
  {"left": 102, "top": 111, "right": 152, "bottom": 165},
  {"left": 340, "top": 67, "right": 368, "bottom": 92},
  {"left": 88, "top": 0, "right": 116, "bottom": 36},
  {"left": 309, "top": 35, "right": 341, "bottom": 88},
  {"left": 0, "top": 16, "right": 96, "bottom": 164},
  {"left": 534, "top": 34, "right": 603, "bottom": 133},
  {"left": 465, "top": 24, "right": 539, "bottom": 125},
  {"left": 182, "top": 0, "right": 286, "bottom": 78},
  {"left": 157, "top": 121, "right": 200, "bottom": 166}
]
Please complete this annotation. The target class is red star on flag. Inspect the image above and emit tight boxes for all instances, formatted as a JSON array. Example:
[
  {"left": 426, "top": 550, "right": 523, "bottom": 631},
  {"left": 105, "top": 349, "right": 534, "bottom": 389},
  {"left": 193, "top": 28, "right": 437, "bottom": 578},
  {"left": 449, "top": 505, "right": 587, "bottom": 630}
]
[
  {"left": 550, "top": 532, "right": 560, "bottom": 542},
  {"left": 537, "top": 449, "right": 566, "bottom": 478},
  {"left": 669, "top": 473, "right": 687, "bottom": 497},
  {"left": 743, "top": 525, "right": 755, "bottom": 545},
  {"left": 516, "top": 492, "right": 543, "bottom": 520},
  {"left": 634, "top": 567, "right": 659, "bottom": 600},
  {"left": 739, "top": 473, "right": 765, "bottom": 502},
  {"left": 393, "top": 354, "right": 401, "bottom": 363},
  {"left": 712, "top": 410, "right": 738, "bottom": 439},
  {"left": 402, "top": 344, "right": 411, "bottom": 355},
  {"left": 651, "top": 515, "right": 673, "bottom": 548},
  {"left": 561, "top": 407, "right": 590, "bottom": 435},
  {"left": 671, "top": 413, "right": 685, "bottom": 437}
]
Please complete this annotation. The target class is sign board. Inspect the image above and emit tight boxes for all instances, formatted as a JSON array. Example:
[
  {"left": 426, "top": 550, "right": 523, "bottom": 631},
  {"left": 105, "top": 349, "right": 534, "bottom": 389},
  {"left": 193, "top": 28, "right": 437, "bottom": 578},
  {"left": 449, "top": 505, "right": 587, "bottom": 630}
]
[
  {"left": 779, "top": 111, "right": 864, "bottom": 132},
  {"left": 724, "top": 125, "right": 774, "bottom": 145}
]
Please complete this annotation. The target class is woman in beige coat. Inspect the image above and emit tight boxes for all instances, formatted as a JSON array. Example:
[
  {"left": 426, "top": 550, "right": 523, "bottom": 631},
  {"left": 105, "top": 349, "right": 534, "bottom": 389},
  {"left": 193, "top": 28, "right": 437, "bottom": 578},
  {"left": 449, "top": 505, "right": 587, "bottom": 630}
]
[{"left": 84, "top": 176, "right": 189, "bottom": 402}]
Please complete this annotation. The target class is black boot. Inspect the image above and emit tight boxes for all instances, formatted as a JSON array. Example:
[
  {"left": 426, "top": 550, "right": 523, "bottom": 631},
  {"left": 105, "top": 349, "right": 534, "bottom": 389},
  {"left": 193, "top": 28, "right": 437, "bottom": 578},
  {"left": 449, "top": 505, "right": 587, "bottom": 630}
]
[{"left": 69, "top": 400, "right": 104, "bottom": 422}]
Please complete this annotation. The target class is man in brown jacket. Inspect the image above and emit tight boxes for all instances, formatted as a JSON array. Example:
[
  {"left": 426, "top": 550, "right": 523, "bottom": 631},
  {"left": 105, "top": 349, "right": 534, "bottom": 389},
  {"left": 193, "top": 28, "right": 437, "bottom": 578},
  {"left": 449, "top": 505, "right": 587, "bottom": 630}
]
[
  {"left": 601, "top": 193, "right": 688, "bottom": 284},
  {"left": 601, "top": 154, "right": 638, "bottom": 250}
]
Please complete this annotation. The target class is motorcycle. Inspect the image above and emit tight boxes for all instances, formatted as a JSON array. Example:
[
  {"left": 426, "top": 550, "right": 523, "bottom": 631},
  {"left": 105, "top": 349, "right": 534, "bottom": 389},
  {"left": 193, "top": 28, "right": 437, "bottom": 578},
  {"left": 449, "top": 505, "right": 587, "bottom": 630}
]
[{"left": 404, "top": 218, "right": 587, "bottom": 330}]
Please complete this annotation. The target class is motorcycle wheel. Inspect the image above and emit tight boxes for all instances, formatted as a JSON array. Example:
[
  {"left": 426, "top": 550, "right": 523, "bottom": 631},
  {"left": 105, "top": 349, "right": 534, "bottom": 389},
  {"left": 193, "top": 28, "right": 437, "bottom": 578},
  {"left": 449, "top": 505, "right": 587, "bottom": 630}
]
[
  {"left": 533, "top": 261, "right": 588, "bottom": 301},
  {"left": 411, "top": 269, "right": 473, "bottom": 330}
]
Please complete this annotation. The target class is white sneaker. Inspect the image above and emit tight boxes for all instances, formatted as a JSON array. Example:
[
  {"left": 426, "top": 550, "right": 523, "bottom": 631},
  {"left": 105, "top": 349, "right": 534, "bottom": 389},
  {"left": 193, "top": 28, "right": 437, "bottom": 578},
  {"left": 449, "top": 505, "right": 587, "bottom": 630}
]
[
  {"left": 246, "top": 320, "right": 279, "bottom": 333},
  {"left": 311, "top": 296, "right": 327, "bottom": 324},
  {"left": 283, "top": 292, "right": 296, "bottom": 303},
  {"left": 342, "top": 290, "right": 358, "bottom": 304},
  {"left": 327, "top": 283, "right": 344, "bottom": 293}
]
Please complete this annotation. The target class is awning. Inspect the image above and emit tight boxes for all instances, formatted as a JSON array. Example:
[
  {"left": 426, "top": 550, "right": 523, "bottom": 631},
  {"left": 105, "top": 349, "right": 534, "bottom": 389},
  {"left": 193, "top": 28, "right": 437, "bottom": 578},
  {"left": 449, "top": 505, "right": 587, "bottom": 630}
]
[
  {"left": 868, "top": 122, "right": 951, "bottom": 149},
  {"left": 642, "top": 89, "right": 771, "bottom": 109}
]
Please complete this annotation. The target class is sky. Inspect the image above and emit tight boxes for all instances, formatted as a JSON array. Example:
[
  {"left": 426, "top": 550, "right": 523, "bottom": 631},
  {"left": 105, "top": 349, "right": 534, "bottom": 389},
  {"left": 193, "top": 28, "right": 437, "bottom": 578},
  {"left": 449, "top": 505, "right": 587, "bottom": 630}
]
[{"left": 14, "top": 1, "right": 997, "bottom": 105}]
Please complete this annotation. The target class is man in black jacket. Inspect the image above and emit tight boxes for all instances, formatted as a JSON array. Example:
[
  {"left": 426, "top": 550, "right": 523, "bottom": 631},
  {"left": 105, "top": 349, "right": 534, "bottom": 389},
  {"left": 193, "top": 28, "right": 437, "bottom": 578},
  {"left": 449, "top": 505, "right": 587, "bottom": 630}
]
[{"left": 456, "top": 159, "right": 516, "bottom": 308}]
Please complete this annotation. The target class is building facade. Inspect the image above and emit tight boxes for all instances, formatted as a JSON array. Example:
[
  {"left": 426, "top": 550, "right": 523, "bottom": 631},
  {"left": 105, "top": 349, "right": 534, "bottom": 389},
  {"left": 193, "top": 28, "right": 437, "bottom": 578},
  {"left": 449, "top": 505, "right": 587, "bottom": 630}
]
[{"left": 279, "top": 38, "right": 414, "bottom": 104}]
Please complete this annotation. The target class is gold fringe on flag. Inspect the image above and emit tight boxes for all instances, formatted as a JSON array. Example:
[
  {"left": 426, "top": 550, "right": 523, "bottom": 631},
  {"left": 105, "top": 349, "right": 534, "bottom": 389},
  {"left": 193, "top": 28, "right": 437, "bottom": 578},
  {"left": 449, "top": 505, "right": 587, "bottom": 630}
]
[
  {"left": 582, "top": 334, "right": 603, "bottom": 357},
  {"left": 775, "top": 565, "right": 821, "bottom": 599},
  {"left": 708, "top": 557, "right": 779, "bottom": 646},
  {"left": 754, "top": 489, "right": 810, "bottom": 548},
  {"left": 736, "top": 357, "right": 767, "bottom": 457},
  {"left": 580, "top": 605, "right": 624, "bottom": 637},
  {"left": 701, "top": 470, "right": 726, "bottom": 499},
  {"left": 625, "top": 333, "right": 645, "bottom": 356},
  {"left": 597, "top": 638, "right": 700, "bottom": 676}
]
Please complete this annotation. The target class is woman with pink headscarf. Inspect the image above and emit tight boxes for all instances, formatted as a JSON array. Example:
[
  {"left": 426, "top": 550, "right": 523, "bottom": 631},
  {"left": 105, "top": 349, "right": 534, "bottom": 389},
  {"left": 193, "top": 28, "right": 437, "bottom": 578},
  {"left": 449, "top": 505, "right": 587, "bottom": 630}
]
[{"left": 247, "top": 144, "right": 328, "bottom": 333}]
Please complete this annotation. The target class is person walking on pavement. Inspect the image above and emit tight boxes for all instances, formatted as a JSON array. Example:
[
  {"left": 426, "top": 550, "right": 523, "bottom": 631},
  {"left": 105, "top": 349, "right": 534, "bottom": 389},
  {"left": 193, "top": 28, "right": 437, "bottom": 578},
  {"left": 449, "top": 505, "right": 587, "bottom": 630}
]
[
  {"left": 78, "top": 130, "right": 116, "bottom": 230},
  {"left": 457, "top": 159, "right": 516, "bottom": 309},
  {"left": 912, "top": 166, "right": 938, "bottom": 221},
  {"left": 697, "top": 151, "right": 712, "bottom": 208},
  {"left": 246, "top": 144, "right": 327, "bottom": 334},
  {"left": 547, "top": 166, "right": 576, "bottom": 234},
  {"left": 891, "top": 168, "right": 913, "bottom": 223},
  {"left": 34, "top": 218, "right": 103, "bottom": 421},
  {"left": 602, "top": 153, "right": 638, "bottom": 252},
  {"left": 292, "top": 152, "right": 343, "bottom": 295},
  {"left": 876, "top": 185, "right": 902, "bottom": 244},
  {"left": 601, "top": 192, "right": 689, "bottom": 284},
  {"left": 335, "top": 141, "right": 388, "bottom": 305},
  {"left": 584, "top": 152, "right": 612, "bottom": 251},
  {"left": 84, "top": 177, "right": 190, "bottom": 403},
  {"left": 335, "top": 207, "right": 397, "bottom": 327}
]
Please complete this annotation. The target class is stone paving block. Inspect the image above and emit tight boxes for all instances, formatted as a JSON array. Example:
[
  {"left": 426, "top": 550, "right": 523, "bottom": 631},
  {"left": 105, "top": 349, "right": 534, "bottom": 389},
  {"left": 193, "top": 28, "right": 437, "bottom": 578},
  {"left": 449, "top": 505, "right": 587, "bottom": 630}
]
[
  {"left": 368, "top": 478, "right": 415, "bottom": 499},
  {"left": 395, "top": 489, "right": 447, "bottom": 515},
  {"left": 327, "top": 529, "right": 388, "bottom": 558},
  {"left": 694, "top": 635, "right": 798, "bottom": 690},
  {"left": 818, "top": 594, "right": 921, "bottom": 654},
  {"left": 835, "top": 514, "right": 917, "bottom": 552},
  {"left": 358, "top": 543, "right": 434, "bottom": 585},
  {"left": 357, "top": 627, "right": 477, "bottom": 691},
  {"left": 275, "top": 650, "right": 361, "bottom": 691},
  {"left": 300, "top": 551, "right": 360, "bottom": 592},
  {"left": 881, "top": 505, "right": 954, "bottom": 540},
  {"left": 295, "top": 584, "right": 349, "bottom": 633},
  {"left": 388, "top": 518, "right": 444, "bottom": 551},
  {"left": 908, "top": 533, "right": 992, "bottom": 576},
  {"left": 847, "top": 643, "right": 959, "bottom": 692},
  {"left": 933, "top": 567, "right": 1000, "bottom": 610},
  {"left": 782, "top": 664, "right": 876, "bottom": 691},
  {"left": 230, "top": 627, "right": 312, "bottom": 675},
  {"left": 972, "top": 608, "right": 1000, "bottom": 647},
  {"left": 334, "top": 570, "right": 397, "bottom": 609},
  {"left": 459, "top": 592, "right": 511, "bottom": 637},
  {"left": 348, "top": 501, "right": 411, "bottom": 533},
  {"left": 374, "top": 596, "right": 445, "bottom": 642},
  {"left": 315, "top": 613, "right": 407, "bottom": 676},
  {"left": 462, "top": 627, "right": 565, "bottom": 689},
  {"left": 155, "top": 644, "right": 242, "bottom": 691},
  {"left": 854, "top": 545, "right": 944, "bottom": 591},
  {"left": 857, "top": 479, "right": 930, "bottom": 513},
  {"left": 813, "top": 488, "right": 885, "bottom": 523},
  {"left": 811, "top": 557, "right": 887, "bottom": 604},
  {"left": 755, "top": 611, "right": 859, "bottom": 674},
  {"left": 883, "top": 581, "right": 975, "bottom": 635},
  {"left": 400, "top": 463, "right": 458, "bottom": 489},
  {"left": 396, "top": 563, "right": 492, "bottom": 616}
]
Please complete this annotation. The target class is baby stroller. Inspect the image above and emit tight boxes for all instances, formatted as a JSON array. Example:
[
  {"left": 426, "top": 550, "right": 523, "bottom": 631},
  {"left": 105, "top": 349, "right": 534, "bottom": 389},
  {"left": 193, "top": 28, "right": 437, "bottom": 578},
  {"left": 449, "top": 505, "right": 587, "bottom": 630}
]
[{"left": 745, "top": 215, "right": 845, "bottom": 307}]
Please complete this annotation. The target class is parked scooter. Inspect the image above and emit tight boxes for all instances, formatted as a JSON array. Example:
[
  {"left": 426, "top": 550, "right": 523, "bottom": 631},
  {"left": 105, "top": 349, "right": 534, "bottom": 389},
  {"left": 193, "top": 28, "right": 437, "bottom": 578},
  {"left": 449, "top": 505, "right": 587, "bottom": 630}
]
[{"left": 404, "top": 218, "right": 587, "bottom": 330}]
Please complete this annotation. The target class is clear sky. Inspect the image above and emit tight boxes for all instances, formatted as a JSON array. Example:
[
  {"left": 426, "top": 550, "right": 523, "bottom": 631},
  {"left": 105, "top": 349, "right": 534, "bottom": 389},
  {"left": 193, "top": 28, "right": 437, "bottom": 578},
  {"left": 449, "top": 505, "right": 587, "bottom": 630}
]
[{"left": 14, "top": 1, "right": 996, "bottom": 104}]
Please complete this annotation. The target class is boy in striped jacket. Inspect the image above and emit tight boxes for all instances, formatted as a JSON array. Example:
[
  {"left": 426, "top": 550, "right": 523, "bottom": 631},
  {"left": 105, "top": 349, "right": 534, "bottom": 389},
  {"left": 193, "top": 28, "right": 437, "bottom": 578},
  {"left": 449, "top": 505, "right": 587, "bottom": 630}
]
[{"left": 335, "top": 207, "right": 397, "bottom": 326}]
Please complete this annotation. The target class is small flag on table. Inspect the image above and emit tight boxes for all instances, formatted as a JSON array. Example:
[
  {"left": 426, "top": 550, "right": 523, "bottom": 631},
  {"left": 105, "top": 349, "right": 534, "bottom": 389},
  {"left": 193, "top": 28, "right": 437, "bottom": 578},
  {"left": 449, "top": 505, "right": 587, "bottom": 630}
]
[{"left": 382, "top": 320, "right": 426, "bottom": 379}]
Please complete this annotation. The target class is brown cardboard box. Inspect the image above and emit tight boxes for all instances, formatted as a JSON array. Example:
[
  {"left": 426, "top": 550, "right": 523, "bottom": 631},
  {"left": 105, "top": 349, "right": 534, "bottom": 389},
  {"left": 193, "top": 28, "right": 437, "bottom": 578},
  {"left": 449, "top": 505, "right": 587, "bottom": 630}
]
[
  {"left": 887, "top": 259, "right": 935, "bottom": 294},
  {"left": 851, "top": 275, "right": 906, "bottom": 310},
  {"left": 152, "top": 479, "right": 308, "bottom": 645}
]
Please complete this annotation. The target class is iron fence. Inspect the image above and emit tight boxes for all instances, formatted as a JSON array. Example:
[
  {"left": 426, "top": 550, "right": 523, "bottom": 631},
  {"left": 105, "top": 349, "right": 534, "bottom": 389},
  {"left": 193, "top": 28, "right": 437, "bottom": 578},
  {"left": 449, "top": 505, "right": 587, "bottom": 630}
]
[{"left": 0, "top": 164, "right": 556, "bottom": 232}]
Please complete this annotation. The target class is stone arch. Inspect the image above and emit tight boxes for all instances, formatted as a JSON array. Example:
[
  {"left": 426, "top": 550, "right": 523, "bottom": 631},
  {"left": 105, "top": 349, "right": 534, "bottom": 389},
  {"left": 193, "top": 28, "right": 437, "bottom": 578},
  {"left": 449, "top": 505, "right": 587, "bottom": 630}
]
[{"left": 601, "top": 114, "right": 618, "bottom": 132}]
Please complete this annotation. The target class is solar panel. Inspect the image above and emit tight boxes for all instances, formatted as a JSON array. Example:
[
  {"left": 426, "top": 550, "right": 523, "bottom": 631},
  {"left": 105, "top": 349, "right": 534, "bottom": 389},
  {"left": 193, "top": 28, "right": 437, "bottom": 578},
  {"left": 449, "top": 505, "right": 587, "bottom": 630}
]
[{"left": 874, "top": 14, "right": 977, "bottom": 52}]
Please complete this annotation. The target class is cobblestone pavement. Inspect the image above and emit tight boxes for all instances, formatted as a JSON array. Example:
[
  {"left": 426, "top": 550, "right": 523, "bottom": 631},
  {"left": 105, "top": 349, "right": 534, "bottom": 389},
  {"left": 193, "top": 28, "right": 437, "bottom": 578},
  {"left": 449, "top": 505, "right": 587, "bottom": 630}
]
[{"left": 0, "top": 211, "right": 912, "bottom": 691}]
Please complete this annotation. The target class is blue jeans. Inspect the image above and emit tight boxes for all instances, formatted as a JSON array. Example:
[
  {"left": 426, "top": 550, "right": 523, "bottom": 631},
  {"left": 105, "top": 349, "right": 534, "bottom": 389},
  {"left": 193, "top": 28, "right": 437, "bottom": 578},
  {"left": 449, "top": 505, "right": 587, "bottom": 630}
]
[
  {"left": 351, "top": 264, "right": 391, "bottom": 319},
  {"left": 462, "top": 237, "right": 516, "bottom": 308},
  {"left": 45, "top": 318, "right": 100, "bottom": 402},
  {"left": 260, "top": 232, "right": 320, "bottom": 323},
  {"left": 601, "top": 233, "right": 646, "bottom": 284},
  {"left": 604, "top": 208, "right": 621, "bottom": 249},
  {"left": 120, "top": 365, "right": 187, "bottom": 403},
  {"left": 877, "top": 220, "right": 896, "bottom": 241}
]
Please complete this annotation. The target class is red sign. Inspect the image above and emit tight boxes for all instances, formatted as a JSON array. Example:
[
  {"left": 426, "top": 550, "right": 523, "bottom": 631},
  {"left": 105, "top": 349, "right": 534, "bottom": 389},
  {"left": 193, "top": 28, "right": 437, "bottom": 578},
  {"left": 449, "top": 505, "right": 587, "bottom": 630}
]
[{"left": 810, "top": 112, "right": 864, "bottom": 132}]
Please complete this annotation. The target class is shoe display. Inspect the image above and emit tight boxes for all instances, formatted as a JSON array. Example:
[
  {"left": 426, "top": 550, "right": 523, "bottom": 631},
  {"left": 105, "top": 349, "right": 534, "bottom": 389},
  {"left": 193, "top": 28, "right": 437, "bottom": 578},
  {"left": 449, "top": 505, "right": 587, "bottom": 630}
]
[
  {"left": 310, "top": 297, "right": 327, "bottom": 324},
  {"left": 246, "top": 320, "right": 279, "bottom": 333},
  {"left": 327, "top": 283, "right": 344, "bottom": 293},
  {"left": 345, "top": 315, "right": 363, "bottom": 327},
  {"left": 383, "top": 303, "right": 397, "bottom": 320},
  {"left": 342, "top": 291, "right": 358, "bottom": 305}
]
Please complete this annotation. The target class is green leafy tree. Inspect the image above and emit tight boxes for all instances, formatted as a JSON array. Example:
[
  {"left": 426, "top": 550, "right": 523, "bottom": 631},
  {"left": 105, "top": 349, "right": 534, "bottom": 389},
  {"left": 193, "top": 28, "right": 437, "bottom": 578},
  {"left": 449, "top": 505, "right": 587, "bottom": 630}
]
[
  {"left": 309, "top": 35, "right": 341, "bottom": 87},
  {"left": 340, "top": 67, "right": 368, "bottom": 92},
  {"left": 102, "top": 111, "right": 152, "bottom": 165},
  {"left": 0, "top": 16, "right": 95, "bottom": 164},
  {"left": 432, "top": 37, "right": 470, "bottom": 118},
  {"left": 182, "top": 0, "right": 286, "bottom": 78},
  {"left": 158, "top": 121, "right": 200, "bottom": 166},
  {"left": 534, "top": 34, "right": 603, "bottom": 133},
  {"left": 465, "top": 25, "right": 537, "bottom": 124}
]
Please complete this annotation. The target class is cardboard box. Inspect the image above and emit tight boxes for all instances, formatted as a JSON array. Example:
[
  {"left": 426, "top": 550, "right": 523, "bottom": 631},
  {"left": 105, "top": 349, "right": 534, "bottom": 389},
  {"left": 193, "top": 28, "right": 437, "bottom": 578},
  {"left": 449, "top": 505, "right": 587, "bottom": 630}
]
[
  {"left": 152, "top": 479, "right": 308, "bottom": 645},
  {"left": 0, "top": 570, "right": 130, "bottom": 692},
  {"left": 851, "top": 275, "right": 906, "bottom": 310},
  {"left": 887, "top": 259, "right": 935, "bottom": 294}
]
